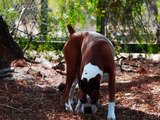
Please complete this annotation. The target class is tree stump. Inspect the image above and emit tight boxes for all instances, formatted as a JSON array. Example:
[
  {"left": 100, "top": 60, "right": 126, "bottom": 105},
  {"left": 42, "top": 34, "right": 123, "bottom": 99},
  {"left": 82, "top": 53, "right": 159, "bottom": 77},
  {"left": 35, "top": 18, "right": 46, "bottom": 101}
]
[{"left": 0, "top": 16, "right": 24, "bottom": 68}]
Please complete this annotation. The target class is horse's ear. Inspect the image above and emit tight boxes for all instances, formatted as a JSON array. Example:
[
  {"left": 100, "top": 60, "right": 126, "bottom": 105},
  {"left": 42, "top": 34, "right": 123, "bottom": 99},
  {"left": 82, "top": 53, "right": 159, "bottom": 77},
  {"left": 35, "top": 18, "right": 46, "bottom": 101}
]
[{"left": 67, "top": 24, "right": 75, "bottom": 35}]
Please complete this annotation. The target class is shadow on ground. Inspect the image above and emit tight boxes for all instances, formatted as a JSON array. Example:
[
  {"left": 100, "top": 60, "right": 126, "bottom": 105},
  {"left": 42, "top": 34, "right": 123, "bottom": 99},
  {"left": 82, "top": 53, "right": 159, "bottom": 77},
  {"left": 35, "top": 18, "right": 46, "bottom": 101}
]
[{"left": 0, "top": 73, "right": 159, "bottom": 120}]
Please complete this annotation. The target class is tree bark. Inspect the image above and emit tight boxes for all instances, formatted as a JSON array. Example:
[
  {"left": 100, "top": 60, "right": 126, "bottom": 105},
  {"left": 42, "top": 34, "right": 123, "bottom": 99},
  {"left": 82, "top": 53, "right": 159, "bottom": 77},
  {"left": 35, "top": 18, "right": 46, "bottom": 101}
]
[
  {"left": 40, "top": 0, "right": 48, "bottom": 41},
  {"left": 0, "top": 16, "right": 24, "bottom": 68},
  {"left": 96, "top": 0, "right": 107, "bottom": 35},
  {"left": 145, "top": 0, "right": 158, "bottom": 33}
]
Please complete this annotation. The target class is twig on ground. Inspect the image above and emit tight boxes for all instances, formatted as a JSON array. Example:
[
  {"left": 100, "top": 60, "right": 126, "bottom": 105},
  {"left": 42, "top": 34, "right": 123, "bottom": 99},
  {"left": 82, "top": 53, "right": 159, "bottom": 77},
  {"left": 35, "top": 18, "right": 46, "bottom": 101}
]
[
  {"left": 0, "top": 67, "right": 14, "bottom": 75},
  {"left": 0, "top": 73, "right": 12, "bottom": 78},
  {"left": 0, "top": 104, "right": 24, "bottom": 112}
]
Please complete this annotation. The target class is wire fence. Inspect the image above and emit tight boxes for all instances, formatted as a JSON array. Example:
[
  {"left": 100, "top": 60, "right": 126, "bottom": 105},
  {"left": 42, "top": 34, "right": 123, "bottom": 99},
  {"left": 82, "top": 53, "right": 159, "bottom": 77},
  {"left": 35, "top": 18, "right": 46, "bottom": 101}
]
[
  {"left": 0, "top": 0, "right": 160, "bottom": 53},
  {"left": 0, "top": 0, "right": 68, "bottom": 51},
  {"left": 1, "top": 0, "right": 64, "bottom": 40}
]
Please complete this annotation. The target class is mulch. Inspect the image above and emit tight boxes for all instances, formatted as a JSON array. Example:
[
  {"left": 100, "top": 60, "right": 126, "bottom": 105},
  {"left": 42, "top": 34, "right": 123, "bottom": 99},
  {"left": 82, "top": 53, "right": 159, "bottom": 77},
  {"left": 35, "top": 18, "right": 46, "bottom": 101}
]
[{"left": 0, "top": 61, "right": 159, "bottom": 120}]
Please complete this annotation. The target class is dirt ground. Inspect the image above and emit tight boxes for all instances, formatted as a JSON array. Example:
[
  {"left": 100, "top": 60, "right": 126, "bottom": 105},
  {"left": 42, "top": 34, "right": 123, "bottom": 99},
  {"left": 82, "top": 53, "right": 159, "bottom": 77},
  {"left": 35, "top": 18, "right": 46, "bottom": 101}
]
[{"left": 0, "top": 60, "right": 159, "bottom": 120}]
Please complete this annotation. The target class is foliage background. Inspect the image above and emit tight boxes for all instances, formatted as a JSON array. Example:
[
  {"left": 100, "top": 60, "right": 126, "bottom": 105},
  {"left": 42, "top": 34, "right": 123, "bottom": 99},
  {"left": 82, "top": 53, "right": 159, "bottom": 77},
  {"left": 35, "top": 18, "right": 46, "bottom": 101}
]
[{"left": 0, "top": 0, "right": 160, "bottom": 53}]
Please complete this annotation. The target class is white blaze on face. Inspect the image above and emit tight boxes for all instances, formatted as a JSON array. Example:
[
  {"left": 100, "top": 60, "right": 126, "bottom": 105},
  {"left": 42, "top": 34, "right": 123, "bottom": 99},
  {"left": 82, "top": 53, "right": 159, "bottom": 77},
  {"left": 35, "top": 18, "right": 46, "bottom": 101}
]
[{"left": 81, "top": 63, "right": 103, "bottom": 82}]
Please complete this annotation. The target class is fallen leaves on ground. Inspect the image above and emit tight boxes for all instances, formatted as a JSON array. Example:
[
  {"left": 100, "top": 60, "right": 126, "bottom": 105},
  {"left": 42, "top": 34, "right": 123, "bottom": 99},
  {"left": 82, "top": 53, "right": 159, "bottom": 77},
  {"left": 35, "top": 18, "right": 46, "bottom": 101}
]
[{"left": 0, "top": 60, "right": 159, "bottom": 120}]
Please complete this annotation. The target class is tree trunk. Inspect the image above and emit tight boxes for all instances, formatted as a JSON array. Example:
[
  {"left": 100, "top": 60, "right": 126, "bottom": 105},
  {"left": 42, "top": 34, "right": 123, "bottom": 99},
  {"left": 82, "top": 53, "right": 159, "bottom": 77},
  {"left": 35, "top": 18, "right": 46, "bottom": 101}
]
[
  {"left": 40, "top": 0, "right": 48, "bottom": 41},
  {"left": 0, "top": 16, "right": 24, "bottom": 68},
  {"left": 145, "top": 0, "right": 158, "bottom": 33},
  {"left": 97, "top": 0, "right": 107, "bottom": 35}
]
